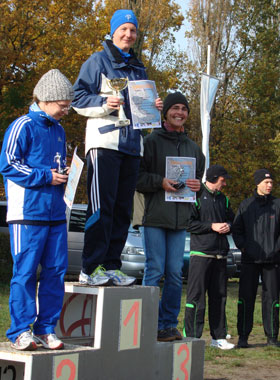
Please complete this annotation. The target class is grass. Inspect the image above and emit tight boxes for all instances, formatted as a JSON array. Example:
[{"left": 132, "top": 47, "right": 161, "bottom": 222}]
[
  {"left": 0, "top": 278, "right": 279, "bottom": 379},
  {"left": 178, "top": 279, "right": 280, "bottom": 379},
  {"left": 0, "top": 283, "right": 10, "bottom": 341}
]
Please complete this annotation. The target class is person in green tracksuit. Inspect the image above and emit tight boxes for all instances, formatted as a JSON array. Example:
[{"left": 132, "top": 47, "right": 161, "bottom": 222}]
[{"left": 184, "top": 164, "right": 235, "bottom": 350}]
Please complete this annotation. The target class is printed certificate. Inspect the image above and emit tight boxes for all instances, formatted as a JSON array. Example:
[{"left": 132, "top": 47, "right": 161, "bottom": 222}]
[
  {"left": 128, "top": 80, "right": 161, "bottom": 129},
  {"left": 165, "top": 157, "right": 196, "bottom": 202},
  {"left": 64, "top": 147, "right": 84, "bottom": 209}
]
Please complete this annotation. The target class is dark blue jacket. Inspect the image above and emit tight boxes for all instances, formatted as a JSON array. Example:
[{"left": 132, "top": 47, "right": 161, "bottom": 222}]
[{"left": 72, "top": 40, "right": 147, "bottom": 156}]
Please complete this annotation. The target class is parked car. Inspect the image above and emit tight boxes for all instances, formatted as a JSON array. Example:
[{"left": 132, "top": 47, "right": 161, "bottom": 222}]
[
  {"left": 67, "top": 204, "right": 191, "bottom": 279},
  {"left": 227, "top": 234, "right": 241, "bottom": 277},
  {"left": 68, "top": 204, "right": 237, "bottom": 280},
  {"left": 0, "top": 202, "right": 238, "bottom": 280}
]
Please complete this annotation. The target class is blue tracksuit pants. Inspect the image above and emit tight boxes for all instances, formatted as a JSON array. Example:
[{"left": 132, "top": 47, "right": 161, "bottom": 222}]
[{"left": 7, "top": 223, "right": 68, "bottom": 342}]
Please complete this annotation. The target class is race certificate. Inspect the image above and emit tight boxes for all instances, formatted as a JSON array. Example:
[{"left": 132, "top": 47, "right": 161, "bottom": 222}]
[
  {"left": 128, "top": 80, "right": 161, "bottom": 129},
  {"left": 165, "top": 157, "right": 196, "bottom": 203},
  {"left": 64, "top": 147, "right": 84, "bottom": 209}
]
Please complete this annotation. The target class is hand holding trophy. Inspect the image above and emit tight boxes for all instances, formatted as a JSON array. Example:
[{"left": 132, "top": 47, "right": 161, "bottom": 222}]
[
  {"left": 107, "top": 77, "right": 130, "bottom": 127},
  {"left": 54, "top": 152, "right": 67, "bottom": 174}
]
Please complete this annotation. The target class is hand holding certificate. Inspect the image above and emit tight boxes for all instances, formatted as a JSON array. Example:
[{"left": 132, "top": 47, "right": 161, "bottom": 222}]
[{"left": 165, "top": 157, "right": 197, "bottom": 202}]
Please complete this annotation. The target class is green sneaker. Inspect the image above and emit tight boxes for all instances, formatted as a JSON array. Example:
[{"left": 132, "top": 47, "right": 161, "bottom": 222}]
[{"left": 79, "top": 265, "right": 112, "bottom": 286}]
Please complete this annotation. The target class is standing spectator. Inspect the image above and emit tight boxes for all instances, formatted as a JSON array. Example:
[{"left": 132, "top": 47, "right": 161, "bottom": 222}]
[
  {"left": 72, "top": 9, "right": 162, "bottom": 286},
  {"left": 0, "top": 69, "right": 73, "bottom": 350},
  {"left": 136, "top": 92, "right": 205, "bottom": 341},
  {"left": 233, "top": 169, "right": 280, "bottom": 348},
  {"left": 184, "top": 165, "right": 235, "bottom": 350}
]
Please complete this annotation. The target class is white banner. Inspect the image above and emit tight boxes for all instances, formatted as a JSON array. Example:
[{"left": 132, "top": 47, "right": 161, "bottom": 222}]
[{"left": 200, "top": 73, "right": 219, "bottom": 179}]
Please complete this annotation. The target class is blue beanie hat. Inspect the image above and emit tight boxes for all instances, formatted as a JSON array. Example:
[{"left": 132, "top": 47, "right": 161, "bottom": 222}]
[{"left": 110, "top": 9, "right": 138, "bottom": 37}]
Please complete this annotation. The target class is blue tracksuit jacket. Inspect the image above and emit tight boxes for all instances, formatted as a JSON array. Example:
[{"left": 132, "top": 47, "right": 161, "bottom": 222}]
[{"left": 0, "top": 106, "right": 67, "bottom": 223}]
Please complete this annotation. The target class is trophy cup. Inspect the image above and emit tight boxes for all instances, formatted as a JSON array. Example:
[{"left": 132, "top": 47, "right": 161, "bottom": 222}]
[
  {"left": 107, "top": 77, "right": 130, "bottom": 127},
  {"left": 54, "top": 152, "right": 67, "bottom": 174}
]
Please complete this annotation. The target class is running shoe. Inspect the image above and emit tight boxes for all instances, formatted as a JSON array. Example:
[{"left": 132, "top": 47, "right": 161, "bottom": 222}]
[
  {"left": 105, "top": 269, "right": 136, "bottom": 286},
  {"left": 210, "top": 339, "right": 235, "bottom": 350},
  {"left": 11, "top": 330, "right": 37, "bottom": 351},
  {"left": 34, "top": 333, "right": 64, "bottom": 350},
  {"left": 79, "top": 265, "right": 112, "bottom": 286}
]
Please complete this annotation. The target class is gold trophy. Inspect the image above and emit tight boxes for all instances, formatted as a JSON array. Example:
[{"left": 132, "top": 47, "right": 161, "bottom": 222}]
[{"left": 107, "top": 77, "right": 130, "bottom": 127}]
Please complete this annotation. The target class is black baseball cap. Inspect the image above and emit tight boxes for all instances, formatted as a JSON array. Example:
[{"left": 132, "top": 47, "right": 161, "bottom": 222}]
[{"left": 206, "top": 164, "right": 231, "bottom": 183}]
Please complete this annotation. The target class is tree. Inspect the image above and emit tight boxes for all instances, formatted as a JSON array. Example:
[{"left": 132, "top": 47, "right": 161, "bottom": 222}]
[
  {"left": 0, "top": 0, "right": 107, "bottom": 140},
  {"left": 0, "top": 0, "right": 188, "bottom": 201},
  {"left": 181, "top": 0, "right": 280, "bottom": 209}
]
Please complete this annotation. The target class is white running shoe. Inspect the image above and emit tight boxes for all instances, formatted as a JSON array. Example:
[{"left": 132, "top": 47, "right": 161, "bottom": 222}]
[
  {"left": 79, "top": 265, "right": 112, "bottom": 286},
  {"left": 210, "top": 339, "right": 235, "bottom": 350},
  {"left": 105, "top": 270, "right": 136, "bottom": 286},
  {"left": 34, "top": 333, "right": 64, "bottom": 350},
  {"left": 11, "top": 330, "right": 37, "bottom": 351}
]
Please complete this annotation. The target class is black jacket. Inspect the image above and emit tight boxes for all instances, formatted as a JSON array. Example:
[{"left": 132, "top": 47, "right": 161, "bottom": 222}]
[
  {"left": 136, "top": 126, "right": 205, "bottom": 230},
  {"left": 232, "top": 190, "right": 280, "bottom": 264},
  {"left": 186, "top": 184, "right": 235, "bottom": 256}
]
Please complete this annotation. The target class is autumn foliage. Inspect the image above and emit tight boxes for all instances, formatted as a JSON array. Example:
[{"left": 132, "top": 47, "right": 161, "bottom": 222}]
[{"left": 0, "top": 0, "right": 280, "bottom": 208}]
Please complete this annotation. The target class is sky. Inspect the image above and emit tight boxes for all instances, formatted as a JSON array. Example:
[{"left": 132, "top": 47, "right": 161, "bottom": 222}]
[{"left": 174, "top": 0, "right": 189, "bottom": 49}]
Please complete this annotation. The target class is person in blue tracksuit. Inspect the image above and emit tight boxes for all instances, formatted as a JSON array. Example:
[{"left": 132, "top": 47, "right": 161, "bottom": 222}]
[
  {"left": 72, "top": 9, "right": 163, "bottom": 286},
  {"left": 0, "top": 69, "right": 73, "bottom": 351}
]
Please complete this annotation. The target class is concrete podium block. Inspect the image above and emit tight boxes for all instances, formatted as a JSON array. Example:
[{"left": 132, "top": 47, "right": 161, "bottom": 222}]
[
  {"left": 56, "top": 283, "right": 160, "bottom": 350},
  {"left": 0, "top": 283, "right": 205, "bottom": 380},
  {"left": 0, "top": 342, "right": 94, "bottom": 380},
  {"left": 156, "top": 338, "right": 205, "bottom": 380}
]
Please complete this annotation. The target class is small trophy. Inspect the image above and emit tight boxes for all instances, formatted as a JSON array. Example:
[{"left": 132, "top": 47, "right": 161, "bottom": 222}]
[
  {"left": 172, "top": 165, "right": 185, "bottom": 190},
  {"left": 54, "top": 152, "right": 67, "bottom": 174},
  {"left": 107, "top": 77, "right": 130, "bottom": 127}
]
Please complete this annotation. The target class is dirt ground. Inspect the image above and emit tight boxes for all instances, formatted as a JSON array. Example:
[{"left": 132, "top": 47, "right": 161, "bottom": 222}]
[
  {"left": 203, "top": 338, "right": 280, "bottom": 380},
  {"left": 204, "top": 360, "right": 280, "bottom": 380}
]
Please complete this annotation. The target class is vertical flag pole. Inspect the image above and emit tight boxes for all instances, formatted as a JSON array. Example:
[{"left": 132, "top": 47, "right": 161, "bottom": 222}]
[{"left": 207, "top": 45, "right": 211, "bottom": 75}]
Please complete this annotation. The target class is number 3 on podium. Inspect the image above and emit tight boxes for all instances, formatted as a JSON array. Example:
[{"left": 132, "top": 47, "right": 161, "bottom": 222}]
[{"left": 172, "top": 342, "right": 192, "bottom": 380}]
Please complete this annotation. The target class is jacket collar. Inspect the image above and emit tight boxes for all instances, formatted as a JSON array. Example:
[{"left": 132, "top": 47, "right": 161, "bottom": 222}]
[
  {"left": 253, "top": 189, "right": 272, "bottom": 204},
  {"left": 29, "top": 104, "right": 61, "bottom": 127},
  {"left": 103, "top": 39, "right": 145, "bottom": 69},
  {"left": 203, "top": 183, "right": 221, "bottom": 196}
]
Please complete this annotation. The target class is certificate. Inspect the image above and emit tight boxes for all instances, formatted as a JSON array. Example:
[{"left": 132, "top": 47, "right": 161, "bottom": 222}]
[
  {"left": 128, "top": 80, "right": 161, "bottom": 129},
  {"left": 64, "top": 147, "right": 84, "bottom": 209},
  {"left": 165, "top": 157, "right": 196, "bottom": 203}
]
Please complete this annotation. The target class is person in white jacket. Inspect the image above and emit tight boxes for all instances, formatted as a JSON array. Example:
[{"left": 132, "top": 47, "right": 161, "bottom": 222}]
[{"left": 72, "top": 9, "right": 162, "bottom": 286}]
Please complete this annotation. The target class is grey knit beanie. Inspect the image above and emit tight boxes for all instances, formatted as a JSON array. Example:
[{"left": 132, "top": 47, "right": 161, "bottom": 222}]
[{"left": 33, "top": 69, "right": 74, "bottom": 101}]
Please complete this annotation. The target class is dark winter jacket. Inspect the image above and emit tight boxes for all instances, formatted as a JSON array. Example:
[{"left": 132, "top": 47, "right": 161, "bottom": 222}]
[
  {"left": 232, "top": 190, "right": 280, "bottom": 264},
  {"left": 136, "top": 126, "right": 205, "bottom": 230},
  {"left": 72, "top": 40, "right": 147, "bottom": 156},
  {"left": 186, "top": 184, "right": 235, "bottom": 256}
]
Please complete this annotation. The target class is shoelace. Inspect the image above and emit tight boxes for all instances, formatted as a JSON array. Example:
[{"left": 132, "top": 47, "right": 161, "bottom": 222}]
[
  {"left": 20, "top": 331, "right": 33, "bottom": 340},
  {"left": 91, "top": 265, "right": 107, "bottom": 277}
]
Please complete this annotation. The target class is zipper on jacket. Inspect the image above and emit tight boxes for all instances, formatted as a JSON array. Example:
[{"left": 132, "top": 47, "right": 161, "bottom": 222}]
[
  {"left": 122, "top": 127, "right": 127, "bottom": 138},
  {"left": 175, "top": 136, "right": 181, "bottom": 229}
]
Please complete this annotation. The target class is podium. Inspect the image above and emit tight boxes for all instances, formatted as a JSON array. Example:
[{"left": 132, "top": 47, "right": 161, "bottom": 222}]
[{"left": 0, "top": 284, "right": 205, "bottom": 380}]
